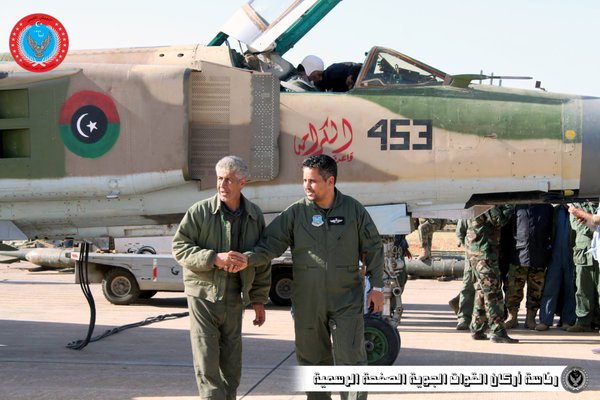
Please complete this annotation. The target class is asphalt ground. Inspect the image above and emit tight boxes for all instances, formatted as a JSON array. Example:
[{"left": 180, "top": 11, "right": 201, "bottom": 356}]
[{"left": 1, "top": 261, "right": 599, "bottom": 400}]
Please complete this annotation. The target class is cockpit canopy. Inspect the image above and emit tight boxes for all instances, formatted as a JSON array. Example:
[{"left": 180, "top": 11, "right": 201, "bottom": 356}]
[{"left": 356, "top": 47, "right": 448, "bottom": 88}]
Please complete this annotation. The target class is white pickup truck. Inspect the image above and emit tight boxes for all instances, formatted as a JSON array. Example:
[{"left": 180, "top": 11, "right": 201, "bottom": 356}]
[{"left": 69, "top": 250, "right": 293, "bottom": 306}]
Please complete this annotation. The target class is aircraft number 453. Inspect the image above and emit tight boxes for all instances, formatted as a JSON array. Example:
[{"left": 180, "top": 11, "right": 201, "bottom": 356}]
[{"left": 368, "top": 119, "right": 433, "bottom": 151}]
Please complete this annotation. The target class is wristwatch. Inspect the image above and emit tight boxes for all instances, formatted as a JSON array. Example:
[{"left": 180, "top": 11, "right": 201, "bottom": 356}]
[{"left": 371, "top": 287, "right": 383, "bottom": 292}]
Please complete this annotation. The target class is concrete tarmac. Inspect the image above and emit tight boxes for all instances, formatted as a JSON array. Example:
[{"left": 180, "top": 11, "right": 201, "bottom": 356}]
[{"left": 1, "top": 262, "right": 599, "bottom": 400}]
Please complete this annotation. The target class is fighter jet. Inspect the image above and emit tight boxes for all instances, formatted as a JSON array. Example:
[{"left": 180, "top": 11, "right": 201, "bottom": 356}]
[{"left": 1, "top": 0, "right": 598, "bottom": 243}]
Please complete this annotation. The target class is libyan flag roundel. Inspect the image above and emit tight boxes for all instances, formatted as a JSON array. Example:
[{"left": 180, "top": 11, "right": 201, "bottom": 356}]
[{"left": 59, "top": 91, "right": 120, "bottom": 158}]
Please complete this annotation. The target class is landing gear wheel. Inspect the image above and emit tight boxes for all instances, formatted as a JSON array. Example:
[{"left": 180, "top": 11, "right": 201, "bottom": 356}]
[
  {"left": 363, "top": 314, "right": 400, "bottom": 365},
  {"left": 102, "top": 268, "right": 141, "bottom": 305},
  {"left": 269, "top": 269, "right": 292, "bottom": 306}
]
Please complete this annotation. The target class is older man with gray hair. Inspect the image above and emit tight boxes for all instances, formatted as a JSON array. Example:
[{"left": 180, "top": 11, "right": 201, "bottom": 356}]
[{"left": 172, "top": 155, "right": 270, "bottom": 400}]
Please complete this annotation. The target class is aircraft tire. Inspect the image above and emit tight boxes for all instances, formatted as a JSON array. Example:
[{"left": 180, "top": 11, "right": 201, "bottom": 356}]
[
  {"left": 364, "top": 314, "right": 400, "bottom": 365},
  {"left": 269, "top": 268, "right": 292, "bottom": 306},
  {"left": 102, "top": 267, "right": 141, "bottom": 305}
]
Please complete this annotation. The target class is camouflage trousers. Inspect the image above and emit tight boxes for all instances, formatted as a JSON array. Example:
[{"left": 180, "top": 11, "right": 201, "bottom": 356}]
[
  {"left": 470, "top": 256, "right": 506, "bottom": 335},
  {"left": 504, "top": 264, "right": 546, "bottom": 312},
  {"left": 418, "top": 218, "right": 446, "bottom": 255}
]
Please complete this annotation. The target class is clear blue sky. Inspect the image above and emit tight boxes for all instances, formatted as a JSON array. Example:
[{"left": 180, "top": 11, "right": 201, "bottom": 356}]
[{"left": 3, "top": 0, "right": 600, "bottom": 96}]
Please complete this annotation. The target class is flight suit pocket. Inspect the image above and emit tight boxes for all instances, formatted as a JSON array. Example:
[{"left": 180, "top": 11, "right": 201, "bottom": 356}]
[
  {"left": 573, "top": 247, "right": 592, "bottom": 266},
  {"left": 291, "top": 264, "right": 321, "bottom": 299},
  {"left": 331, "top": 315, "right": 366, "bottom": 365},
  {"left": 334, "top": 264, "right": 361, "bottom": 289},
  {"left": 334, "top": 225, "right": 358, "bottom": 252}
]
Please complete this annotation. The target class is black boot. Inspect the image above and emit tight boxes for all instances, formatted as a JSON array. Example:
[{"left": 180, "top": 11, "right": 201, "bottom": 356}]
[
  {"left": 490, "top": 330, "right": 519, "bottom": 343},
  {"left": 471, "top": 331, "right": 488, "bottom": 340}
]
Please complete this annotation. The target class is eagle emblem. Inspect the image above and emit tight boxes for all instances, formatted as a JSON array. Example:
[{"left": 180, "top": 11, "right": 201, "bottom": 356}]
[{"left": 27, "top": 32, "right": 52, "bottom": 58}]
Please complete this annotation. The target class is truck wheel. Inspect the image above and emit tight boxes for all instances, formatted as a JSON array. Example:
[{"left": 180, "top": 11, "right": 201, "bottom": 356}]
[
  {"left": 363, "top": 314, "right": 400, "bottom": 365},
  {"left": 270, "top": 269, "right": 292, "bottom": 306},
  {"left": 102, "top": 268, "right": 141, "bottom": 305},
  {"left": 139, "top": 290, "right": 158, "bottom": 299}
]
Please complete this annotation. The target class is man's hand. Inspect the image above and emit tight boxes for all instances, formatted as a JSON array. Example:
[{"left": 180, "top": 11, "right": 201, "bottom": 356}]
[
  {"left": 252, "top": 303, "right": 266, "bottom": 326},
  {"left": 568, "top": 204, "right": 592, "bottom": 225},
  {"left": 214, "top": 251, "right": 248, "bottom": 272},
  {"left": 367, "top": 289, "right": 384, "bottom": 313},
  {"left": 569, "top": 204, "right": 595, "bottom": 230}
]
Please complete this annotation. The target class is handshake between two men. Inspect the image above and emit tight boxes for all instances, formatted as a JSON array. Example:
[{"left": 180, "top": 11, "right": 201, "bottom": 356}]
[{"left": 214, "top": 251, "right": 249, "bottom": 273}]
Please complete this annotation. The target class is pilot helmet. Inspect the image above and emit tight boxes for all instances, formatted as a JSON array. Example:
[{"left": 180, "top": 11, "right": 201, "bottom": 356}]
[{"left": 300, "top": 55, "right": 324, "bottom": 77}]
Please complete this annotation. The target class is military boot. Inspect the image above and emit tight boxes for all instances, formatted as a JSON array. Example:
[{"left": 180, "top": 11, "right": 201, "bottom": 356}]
[
  {"left": 448, "top": 295, "right": 459, "bottom": 314},
  {"left": 525, "top": 309, "right": 537, "bottom": 330},
  {"left": 490, "top": 330, "right": 519, "bottom": 343},
  {"left": 505, "top": 309, "right": 518, "bottom": 329},
  {"left": 534, "top": 323, "right": 549, "bottom": 331},
  {"left": 418, "top": 249, "right": 431, "bottom": 262}
]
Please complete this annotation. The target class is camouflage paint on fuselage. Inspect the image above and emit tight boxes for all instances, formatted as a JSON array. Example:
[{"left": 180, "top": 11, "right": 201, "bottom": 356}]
[
  {"left": 276, "top": 86, "right": 582, "bottom": 210},
  {"left": 0, "top": 75, "right": 69, "bottom": 179},
  {"left": 354, "top": 85, "right": 580, "bottom": 142}
]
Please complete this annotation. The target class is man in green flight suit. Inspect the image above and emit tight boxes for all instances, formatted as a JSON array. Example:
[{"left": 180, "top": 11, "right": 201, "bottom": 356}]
[
  {"left": 566, "top": 202, "right": 600, "bottom": 333},
  {"left": 246, "top": 154, "right": 385, "bottom": 400},
  {"left": 568, "top": 202, "right": 600, "bottom": 354},
  {"left": 172, "top": 155, "right": 271, "bottom": 400}
]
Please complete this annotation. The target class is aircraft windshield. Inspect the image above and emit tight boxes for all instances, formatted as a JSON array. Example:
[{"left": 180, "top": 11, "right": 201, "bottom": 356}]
[{"left": 358, "top": 47, "right": 446, "bottom": 88}]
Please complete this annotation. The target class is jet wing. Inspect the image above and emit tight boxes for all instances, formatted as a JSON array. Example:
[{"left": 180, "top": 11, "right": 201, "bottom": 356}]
[{"left": 0, "top": 68, "right": 81, "bottom": 89}]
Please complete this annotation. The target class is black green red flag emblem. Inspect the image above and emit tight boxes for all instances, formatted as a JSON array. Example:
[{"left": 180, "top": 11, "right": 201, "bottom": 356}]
[{"left": 58, "top": 91, "right": 120, "bottom": 158}]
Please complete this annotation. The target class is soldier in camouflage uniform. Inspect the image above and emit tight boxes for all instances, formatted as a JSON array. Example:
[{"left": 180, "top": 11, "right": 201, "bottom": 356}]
[
  {"left": 417, "top": 218, "right": 446, "bottom": 261},
  {"left": 504, "top": 204, "right": 554, "bottom": 330},
  {"left": 566, "top": 201, "right": 600, "bottom": 332},
  {"left": 467, "top": 205, "right": 519, "bottom": 343}
]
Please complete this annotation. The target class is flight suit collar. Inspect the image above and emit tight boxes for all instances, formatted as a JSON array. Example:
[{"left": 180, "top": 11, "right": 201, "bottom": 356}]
[
  {"left": 209, "top": 193, "right": 259, "bottom": 221},
  {"left": 306, "top": 187, "right": 343, "bottom": 212}
]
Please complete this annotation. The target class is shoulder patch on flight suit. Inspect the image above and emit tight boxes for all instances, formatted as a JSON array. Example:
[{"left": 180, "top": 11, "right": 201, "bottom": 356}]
[{"left": 312, "top": 215, "right": 324, "bottom": 227}]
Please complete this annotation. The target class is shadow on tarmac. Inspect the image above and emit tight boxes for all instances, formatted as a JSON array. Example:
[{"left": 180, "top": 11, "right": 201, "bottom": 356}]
[{"left": 0, "top": 318, "right": 297, "bottom": 399}]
